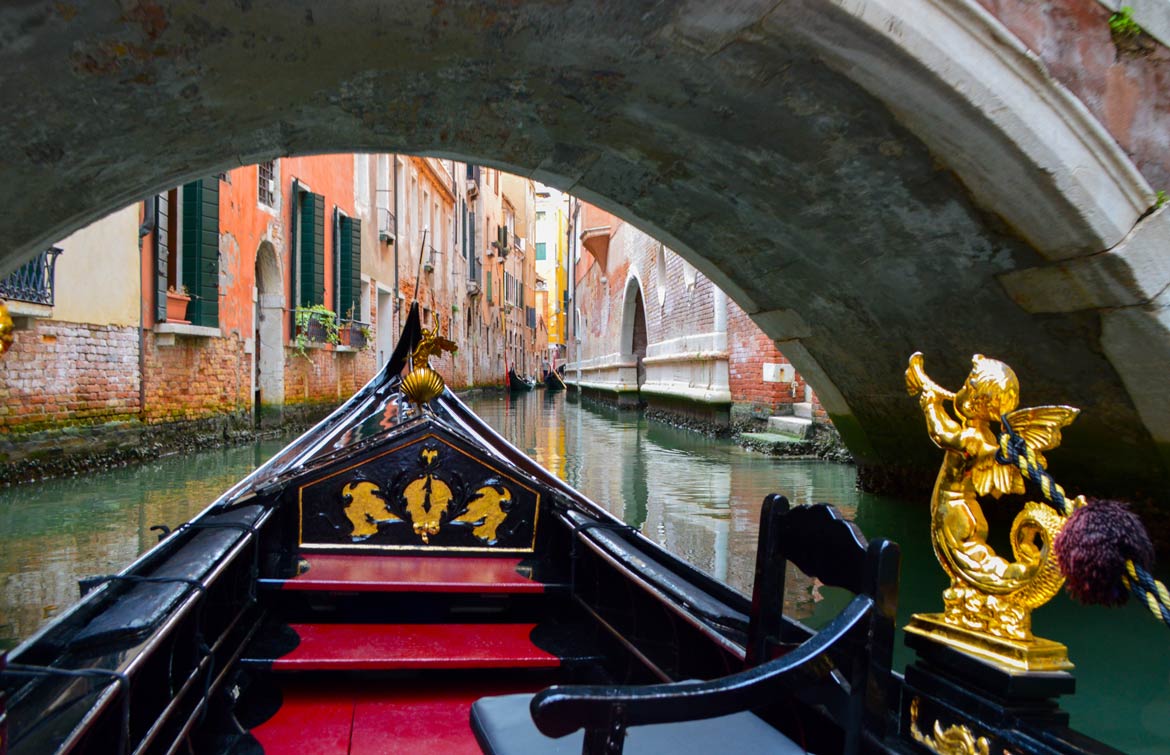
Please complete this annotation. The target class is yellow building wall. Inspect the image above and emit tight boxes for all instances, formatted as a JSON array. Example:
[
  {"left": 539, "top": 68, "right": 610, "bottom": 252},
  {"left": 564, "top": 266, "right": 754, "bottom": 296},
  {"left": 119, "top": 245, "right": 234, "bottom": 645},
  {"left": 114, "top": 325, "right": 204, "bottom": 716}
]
[{"left": 51, "top": 204, "right": 142, "bottom": 326}]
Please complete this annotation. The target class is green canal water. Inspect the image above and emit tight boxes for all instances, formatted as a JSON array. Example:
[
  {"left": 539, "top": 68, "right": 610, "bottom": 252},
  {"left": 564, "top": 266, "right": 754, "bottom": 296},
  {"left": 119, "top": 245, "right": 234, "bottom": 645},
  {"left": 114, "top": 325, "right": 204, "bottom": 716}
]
[{"left": 1, "top": 391, "right": 1167, "bottom": 752}]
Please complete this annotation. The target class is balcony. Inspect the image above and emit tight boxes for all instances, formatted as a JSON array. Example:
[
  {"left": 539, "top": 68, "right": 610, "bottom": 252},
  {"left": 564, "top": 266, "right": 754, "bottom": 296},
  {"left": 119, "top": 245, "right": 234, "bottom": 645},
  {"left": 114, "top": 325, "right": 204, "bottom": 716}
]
[
  {"left": 466, "top": 164, "right": 481, "bottom": 198},
  {"left": 0, "top": 247, "right": 62, "bottom": 324},
  {"left": 378, "top": 206, "right": 396, "bottom": 243}
]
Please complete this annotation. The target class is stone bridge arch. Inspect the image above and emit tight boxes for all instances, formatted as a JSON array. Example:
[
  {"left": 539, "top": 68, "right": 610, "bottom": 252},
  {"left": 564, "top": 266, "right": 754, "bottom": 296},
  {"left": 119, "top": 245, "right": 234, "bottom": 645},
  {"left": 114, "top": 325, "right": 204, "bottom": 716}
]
[{"left": 2, "top": 0, "right": 1167, "bottom": 494}]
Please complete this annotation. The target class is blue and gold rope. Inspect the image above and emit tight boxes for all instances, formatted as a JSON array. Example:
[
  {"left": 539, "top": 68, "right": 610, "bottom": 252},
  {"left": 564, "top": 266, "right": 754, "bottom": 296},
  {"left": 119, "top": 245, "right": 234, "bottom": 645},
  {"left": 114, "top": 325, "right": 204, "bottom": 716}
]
[{"left": 996, "top": 416, "right": 1170, "bottom": 630}]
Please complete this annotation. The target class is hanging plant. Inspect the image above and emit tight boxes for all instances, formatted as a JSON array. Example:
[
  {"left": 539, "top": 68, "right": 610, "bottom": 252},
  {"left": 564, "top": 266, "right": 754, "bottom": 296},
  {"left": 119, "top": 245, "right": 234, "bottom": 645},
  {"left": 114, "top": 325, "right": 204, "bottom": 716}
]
[{"left": 294, "top": 304, "right": 341, "bottom": 359}]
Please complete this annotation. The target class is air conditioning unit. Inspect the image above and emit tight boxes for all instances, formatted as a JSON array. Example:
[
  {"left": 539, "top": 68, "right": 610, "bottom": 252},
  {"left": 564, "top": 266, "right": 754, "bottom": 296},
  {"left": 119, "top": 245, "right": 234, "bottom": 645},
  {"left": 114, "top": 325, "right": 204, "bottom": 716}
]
[
  {"left": 467, "top": 281, "right": 481, "bottom": 296},
  {"left": 466, "top": 179, "right": 479, "bottom": 198},
  {"left": 265, "top": 179, "right": 275, "bottom": 193}
]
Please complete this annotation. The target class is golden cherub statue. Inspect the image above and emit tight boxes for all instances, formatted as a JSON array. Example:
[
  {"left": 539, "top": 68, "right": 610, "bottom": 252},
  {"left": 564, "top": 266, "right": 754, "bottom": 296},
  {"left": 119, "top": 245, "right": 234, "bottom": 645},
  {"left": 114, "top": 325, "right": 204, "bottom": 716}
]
[
  {"left": 401, "top": 325, "right": 458, "bottom": 406},
  {"left": 905, "top": 352, "right": 1083, "bottom": 671},
  {"left": 411, "top": 326, "right": 458, "bottom": 371}
]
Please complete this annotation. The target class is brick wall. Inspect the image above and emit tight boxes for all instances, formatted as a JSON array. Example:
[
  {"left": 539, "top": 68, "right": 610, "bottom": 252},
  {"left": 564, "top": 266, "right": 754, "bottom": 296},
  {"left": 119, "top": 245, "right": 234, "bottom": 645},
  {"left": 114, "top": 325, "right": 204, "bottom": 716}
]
[
  {"left": 727, "top": 303, "right": 805, "bottom": 415},
  {"left": 142, "top": 332, "right": 250, "bottom": 422},
  {"left": 572, "top": 212, "right": 826, "bottom": 422},
  {"left": 0, "top": 320, "right": 140, "bottom": 433}
]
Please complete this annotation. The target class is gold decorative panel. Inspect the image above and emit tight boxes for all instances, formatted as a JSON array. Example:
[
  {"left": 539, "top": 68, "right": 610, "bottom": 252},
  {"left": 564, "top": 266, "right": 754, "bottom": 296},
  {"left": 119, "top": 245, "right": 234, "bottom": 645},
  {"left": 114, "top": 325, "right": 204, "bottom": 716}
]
[{"left": 298, "top": 430, "right": 540, "bottom": 553}]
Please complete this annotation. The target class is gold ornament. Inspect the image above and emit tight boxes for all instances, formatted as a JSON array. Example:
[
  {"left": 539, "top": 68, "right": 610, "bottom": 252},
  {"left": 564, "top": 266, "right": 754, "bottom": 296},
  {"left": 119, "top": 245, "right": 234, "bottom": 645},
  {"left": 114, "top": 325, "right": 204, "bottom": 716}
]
[
  {"left": 401, "top": 325, "right": 457, "bottom": 406},
  {"left": 909, "top": 698, "right": 993, "bottom": 755},
  {"left": 341, "top": 449, "right": 512, "bottom": 545},
  {"left": 905, "top": 353, "right": 1082, "bottom": 671},
  {"left": 0, "top": 302, "right": 14, "bottom": 357}
]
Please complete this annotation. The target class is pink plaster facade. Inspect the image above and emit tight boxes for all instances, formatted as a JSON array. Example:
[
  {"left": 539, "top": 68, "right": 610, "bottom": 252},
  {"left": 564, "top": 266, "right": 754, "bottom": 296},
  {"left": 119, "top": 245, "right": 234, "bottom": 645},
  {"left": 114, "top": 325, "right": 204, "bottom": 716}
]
[
  {"left": 978, "top": 0, "right": 1170, "bottom": 191},
  {"left": 567, "top": 204, "right": 823, "bottom": 426}
]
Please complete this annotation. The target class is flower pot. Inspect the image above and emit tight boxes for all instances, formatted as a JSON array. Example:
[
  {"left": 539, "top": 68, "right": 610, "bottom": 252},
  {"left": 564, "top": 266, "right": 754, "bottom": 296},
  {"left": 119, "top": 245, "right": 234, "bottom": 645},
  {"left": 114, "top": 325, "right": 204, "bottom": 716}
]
[
  {"left": 341, "top": 323, "right": 368, "bottom": 350},
  {"left": 165, "top": 291, "right": 191, "bottom": 323}
]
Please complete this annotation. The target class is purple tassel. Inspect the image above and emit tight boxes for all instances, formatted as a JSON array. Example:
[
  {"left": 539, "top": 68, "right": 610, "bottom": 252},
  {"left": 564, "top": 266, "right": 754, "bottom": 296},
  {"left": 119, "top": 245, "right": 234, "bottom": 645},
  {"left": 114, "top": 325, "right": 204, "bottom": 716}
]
[{"left": 1055, "top": 498, "right": 1154, "bottom": 606}]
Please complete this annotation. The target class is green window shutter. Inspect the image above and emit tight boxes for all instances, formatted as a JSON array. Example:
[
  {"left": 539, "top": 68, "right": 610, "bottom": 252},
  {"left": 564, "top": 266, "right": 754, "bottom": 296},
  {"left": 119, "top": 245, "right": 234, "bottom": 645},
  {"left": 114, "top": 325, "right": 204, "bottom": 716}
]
[
  {"left": 535, "top": 242, "right": 546, "bottom": 261},
  {"left": 154, "top": 194, "right": 169, "bottom": 322},
  {"left": 487, "top": 270, "right": 492, "bottom": 302},
  {"left": 469, "top": 211, "right": 477, "bottom": 279},
  {"left": 182, "top": 177, "right": 220, "bottom": 328},
  {"left": 299, "top": 191, "right": 325, "bottom": 307},
  {"left": 339, "top": 216, "right": 362, "bottom": 320}
]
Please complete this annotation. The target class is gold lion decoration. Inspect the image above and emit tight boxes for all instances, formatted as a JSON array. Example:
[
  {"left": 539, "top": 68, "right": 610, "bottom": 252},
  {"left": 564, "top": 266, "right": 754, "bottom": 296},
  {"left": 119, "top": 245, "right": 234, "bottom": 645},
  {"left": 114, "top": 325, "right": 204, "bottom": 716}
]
[{"left": 905, "top": 352, "right": 1082, "bottom": 671}]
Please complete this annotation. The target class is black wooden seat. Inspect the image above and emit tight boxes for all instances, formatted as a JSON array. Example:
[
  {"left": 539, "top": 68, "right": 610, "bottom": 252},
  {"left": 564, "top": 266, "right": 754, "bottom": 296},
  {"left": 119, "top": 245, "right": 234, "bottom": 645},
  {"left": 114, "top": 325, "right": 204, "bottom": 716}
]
[{"left": 470, "top": 495, "right": 900, "bottom": 755}]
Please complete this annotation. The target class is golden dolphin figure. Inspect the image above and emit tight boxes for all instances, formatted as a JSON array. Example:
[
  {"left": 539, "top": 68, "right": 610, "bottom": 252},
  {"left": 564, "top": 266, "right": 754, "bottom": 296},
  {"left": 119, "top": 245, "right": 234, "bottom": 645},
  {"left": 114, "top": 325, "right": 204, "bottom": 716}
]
[
  {"left": 341, "top": 481, "right": 401, "bottom": 539},
  {"left": 452, "top": 485, "right": 513, "bottom": 543},
  {"left": 906, "top": 353, "right": 1081, "bottom": 642}
]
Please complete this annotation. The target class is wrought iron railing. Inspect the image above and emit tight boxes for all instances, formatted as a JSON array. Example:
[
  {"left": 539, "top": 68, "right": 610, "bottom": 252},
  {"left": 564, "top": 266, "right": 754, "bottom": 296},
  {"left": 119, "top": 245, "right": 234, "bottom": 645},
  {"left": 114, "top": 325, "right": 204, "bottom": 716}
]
[{"left": 0, "top": 247, "right": 62, "bottom": 306}]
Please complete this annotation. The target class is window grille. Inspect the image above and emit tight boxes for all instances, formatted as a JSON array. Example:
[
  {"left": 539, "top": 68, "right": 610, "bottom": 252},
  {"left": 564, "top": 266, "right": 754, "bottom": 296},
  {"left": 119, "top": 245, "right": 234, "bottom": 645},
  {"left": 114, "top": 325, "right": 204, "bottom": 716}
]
[{"left": 258, "top": 161, "right": 276, "bottom": 207}]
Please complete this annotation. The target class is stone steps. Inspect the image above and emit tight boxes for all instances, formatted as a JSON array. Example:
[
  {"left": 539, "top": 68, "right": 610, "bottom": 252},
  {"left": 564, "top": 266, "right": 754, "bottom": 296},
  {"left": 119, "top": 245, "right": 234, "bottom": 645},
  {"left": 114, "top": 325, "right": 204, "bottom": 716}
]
[{"left": 766, "top": 415, "right": 813, "bottom": 439}]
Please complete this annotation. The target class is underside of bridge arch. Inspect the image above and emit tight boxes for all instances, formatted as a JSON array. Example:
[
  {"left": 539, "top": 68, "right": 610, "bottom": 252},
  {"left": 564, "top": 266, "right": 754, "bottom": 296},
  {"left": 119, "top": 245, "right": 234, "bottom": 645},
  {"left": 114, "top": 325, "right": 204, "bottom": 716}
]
[{"left": 2, "top": 1, "right": 1167, "bottom": 497}]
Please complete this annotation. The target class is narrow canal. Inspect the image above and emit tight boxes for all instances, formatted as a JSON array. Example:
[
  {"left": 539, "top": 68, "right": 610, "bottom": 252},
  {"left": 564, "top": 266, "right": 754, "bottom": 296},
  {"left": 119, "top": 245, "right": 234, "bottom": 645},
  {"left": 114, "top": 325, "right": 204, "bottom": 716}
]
[{"left": 0, "top": 391, "right": 1166, "bottom": 752}]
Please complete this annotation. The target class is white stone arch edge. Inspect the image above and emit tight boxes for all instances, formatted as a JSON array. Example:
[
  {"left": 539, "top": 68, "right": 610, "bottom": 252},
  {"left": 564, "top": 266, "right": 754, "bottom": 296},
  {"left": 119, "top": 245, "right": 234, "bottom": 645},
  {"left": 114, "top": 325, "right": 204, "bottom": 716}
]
[
  {"left": 620, "top": 267, "right": 647, "bottom": 360},
  {"left": 782, "top": 0, "right": 1154, "bottom": 260},
  {"left": 255, "top": 240, "right": 285, "bottom": 414}
]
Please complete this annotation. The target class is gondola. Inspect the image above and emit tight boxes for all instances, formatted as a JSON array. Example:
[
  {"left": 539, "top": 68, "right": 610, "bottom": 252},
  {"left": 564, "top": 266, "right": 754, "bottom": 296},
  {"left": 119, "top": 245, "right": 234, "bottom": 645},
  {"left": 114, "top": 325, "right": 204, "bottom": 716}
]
[
  {"left": 0, "top": 305, "right": 1126, "bottom": 755},
  {"left": 543, "top": 366, "right": 566, "bottom": 392},
  {"left": 506, "top": 368, "right": 536, "bottom": 392}
]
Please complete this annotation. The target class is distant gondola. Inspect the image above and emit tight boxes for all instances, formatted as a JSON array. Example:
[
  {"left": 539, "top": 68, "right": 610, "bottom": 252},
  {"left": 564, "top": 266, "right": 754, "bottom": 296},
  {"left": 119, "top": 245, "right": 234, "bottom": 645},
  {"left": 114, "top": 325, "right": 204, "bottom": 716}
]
[
  {"left": 544, "top": 365, "right": 566, "bottom": 392},
  {"left": 507, "top": 368, "right": 536, "bottom": 392},
  {"left": 0, "top": 304, "right": 1126, "bottom": 755}
]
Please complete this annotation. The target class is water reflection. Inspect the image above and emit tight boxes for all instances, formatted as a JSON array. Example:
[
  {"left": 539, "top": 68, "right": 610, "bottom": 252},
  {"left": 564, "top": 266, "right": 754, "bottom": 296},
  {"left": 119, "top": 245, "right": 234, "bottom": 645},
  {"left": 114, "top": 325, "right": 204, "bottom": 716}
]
[
  {"left": 0, "top": 440, "right": 285, "bottom": 650},
  {"left": 0, "top": 393, "right": 1165, "bottom": 753}
]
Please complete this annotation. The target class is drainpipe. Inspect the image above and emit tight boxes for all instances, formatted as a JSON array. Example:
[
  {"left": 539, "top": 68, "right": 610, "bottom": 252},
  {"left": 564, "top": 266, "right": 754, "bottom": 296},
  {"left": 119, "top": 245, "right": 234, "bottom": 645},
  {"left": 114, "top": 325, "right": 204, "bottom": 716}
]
[
  {"left": 567, "top": 196, "right": 581, "bottom": 371},
  {"left": 393, "top": 156, "right": 400, "bottom": 335},
  {"left": 137, "top": 198, "right": 155, "bottom": 422}
]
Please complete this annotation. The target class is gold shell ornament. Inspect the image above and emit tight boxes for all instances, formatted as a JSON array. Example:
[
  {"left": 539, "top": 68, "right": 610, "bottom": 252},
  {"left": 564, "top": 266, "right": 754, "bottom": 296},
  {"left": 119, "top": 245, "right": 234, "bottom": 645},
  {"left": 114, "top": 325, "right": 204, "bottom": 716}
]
[{"left": 402, "top": 367, "right": 446, "bottom": 406}]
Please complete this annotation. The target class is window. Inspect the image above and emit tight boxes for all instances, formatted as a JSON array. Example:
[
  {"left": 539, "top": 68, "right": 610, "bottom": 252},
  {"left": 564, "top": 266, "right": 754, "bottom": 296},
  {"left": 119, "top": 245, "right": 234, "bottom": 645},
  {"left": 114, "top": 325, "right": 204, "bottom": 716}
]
[
  {"left": 354, "top": 155, "right": 370, "bottom": 213},
  {"left": 504, "top": 203, "right": 515, "bottom": 241},
  {"left": 468, "top": 210, "right": 477, "bottom": 281},
  {"left": 338, "top": 214, "right": 362, "bottom": 320},
  {"left": 258, "top": 160, "right": 276, "bottom": 208},
  {"left": 297, "top": 188, "right": 326, "bottom": 307},
  {"left": 535, "top": 242, "right": 546, "bottom": 261},
  {"left": 375, "top": 154, "right": 392, "bottom": 241},
  {"left": 154, "top": 178, "right": 221, "bottom": 327}
]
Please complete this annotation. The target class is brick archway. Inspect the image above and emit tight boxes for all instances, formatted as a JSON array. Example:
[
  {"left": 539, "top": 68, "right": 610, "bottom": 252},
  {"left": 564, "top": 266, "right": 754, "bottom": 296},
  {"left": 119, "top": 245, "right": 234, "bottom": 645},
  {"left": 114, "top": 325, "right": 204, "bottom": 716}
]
[{"left": 620, "top": 275, "right": 649, "bottom": 390}]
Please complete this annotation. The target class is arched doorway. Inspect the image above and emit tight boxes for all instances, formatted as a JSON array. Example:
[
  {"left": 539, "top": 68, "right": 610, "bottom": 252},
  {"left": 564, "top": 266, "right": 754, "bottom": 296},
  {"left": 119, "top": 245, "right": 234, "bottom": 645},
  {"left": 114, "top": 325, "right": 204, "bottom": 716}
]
[
  {"left": 620, "top": 276, "right": 648, "bottom": 408},
  {"left": 255, "top": 242, "right": 284, "bottom": 428}
]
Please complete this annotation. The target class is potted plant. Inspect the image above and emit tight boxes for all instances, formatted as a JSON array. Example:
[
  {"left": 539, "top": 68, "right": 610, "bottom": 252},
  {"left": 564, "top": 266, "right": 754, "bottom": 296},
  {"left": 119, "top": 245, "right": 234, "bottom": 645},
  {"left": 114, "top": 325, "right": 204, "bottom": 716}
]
[
  {"left": 165, "top": 286, "right": 190, "bottom": 323},
  {"left": 293, "top": 304, "right": 340, "bottom": 359}
]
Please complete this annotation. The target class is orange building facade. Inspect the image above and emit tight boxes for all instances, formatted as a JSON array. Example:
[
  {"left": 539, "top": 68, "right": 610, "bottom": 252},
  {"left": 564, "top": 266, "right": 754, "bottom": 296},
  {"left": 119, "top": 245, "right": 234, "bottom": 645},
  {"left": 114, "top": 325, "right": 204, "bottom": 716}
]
[{"left": 0, "top": 156, "right": 542, "bottom": 476}]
